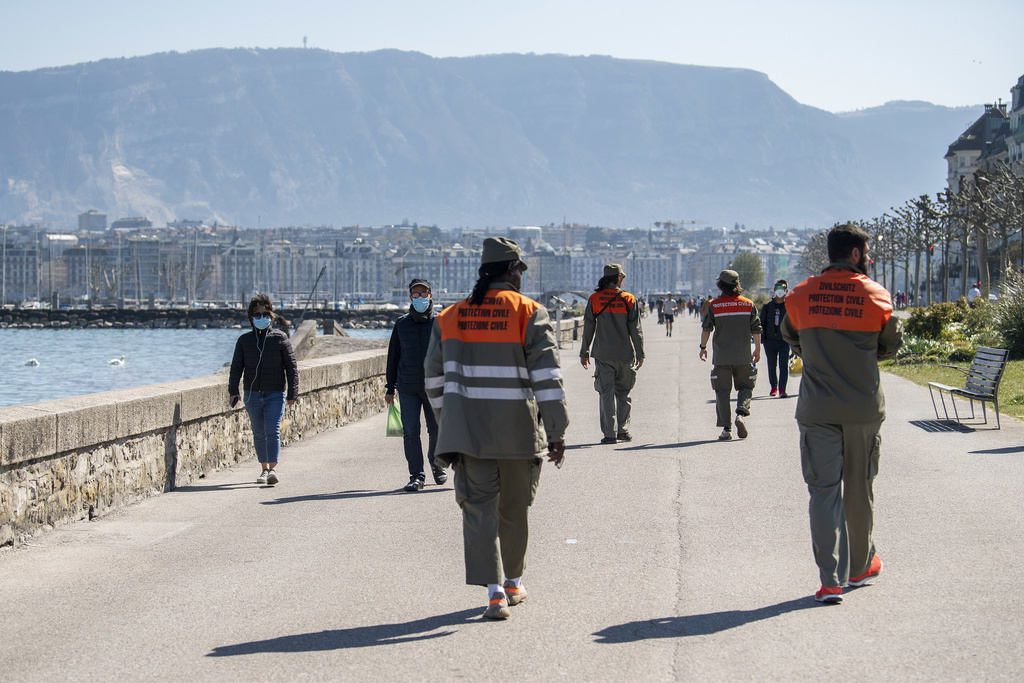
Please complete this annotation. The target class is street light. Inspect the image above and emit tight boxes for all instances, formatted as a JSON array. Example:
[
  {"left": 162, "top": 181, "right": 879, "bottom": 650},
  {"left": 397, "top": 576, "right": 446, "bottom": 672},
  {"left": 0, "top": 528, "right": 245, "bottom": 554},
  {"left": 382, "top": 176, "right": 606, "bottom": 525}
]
[{"left": 2, "top": 223, "right": 7, "bottom": 308}]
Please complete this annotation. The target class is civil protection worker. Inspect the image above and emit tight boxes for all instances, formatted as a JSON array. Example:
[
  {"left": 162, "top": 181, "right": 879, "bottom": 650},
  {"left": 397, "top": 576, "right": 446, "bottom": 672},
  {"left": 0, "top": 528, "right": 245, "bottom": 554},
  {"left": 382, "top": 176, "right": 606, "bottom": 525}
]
[
  {"left": 424, "top": 237, "right": 568, "bottom": 620},
  {"left": 699, "top": 270, "right": 762, "bottom": 441},
  {"left": 579, "top": 264, "right": 645, "bottom": 444},
  {"left": 781, "top": 223, "right": 902, "bottom": 604}
]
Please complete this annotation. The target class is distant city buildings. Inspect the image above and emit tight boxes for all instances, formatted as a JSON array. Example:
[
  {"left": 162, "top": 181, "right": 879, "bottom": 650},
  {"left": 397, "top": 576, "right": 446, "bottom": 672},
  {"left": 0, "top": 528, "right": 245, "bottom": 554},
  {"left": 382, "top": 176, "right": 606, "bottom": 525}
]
[{"left": 0, "top": 219, "right": 815, "bottom": 308}]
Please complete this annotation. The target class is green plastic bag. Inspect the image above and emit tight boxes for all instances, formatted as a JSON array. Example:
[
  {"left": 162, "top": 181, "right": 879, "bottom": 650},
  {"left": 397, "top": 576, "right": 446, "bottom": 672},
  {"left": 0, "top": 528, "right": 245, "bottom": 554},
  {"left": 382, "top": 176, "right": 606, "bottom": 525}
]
[{"left": 386, "top": 401, "right": 403, "bottom": 437}]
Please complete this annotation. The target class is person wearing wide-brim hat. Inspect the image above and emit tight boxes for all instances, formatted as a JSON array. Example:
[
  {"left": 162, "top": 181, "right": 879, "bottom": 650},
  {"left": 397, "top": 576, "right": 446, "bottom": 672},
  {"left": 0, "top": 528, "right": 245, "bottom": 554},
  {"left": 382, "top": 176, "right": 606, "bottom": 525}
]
[
  {"left": 424, "top": 237, "right": 568, "bottom": 620},
  {"left": 579, "top": 263, "right": 645, "bottom": 444},
  {"left": 699, "top": 269, "right": 762, "bottom": 441}
]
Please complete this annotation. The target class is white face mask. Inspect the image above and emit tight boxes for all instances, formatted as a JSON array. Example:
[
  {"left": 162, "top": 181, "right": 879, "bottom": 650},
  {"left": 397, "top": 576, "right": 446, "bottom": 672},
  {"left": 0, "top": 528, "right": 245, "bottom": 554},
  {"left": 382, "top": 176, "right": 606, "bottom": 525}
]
[{"left": 774, "top": 289, "right": 787, "bottom": 298}]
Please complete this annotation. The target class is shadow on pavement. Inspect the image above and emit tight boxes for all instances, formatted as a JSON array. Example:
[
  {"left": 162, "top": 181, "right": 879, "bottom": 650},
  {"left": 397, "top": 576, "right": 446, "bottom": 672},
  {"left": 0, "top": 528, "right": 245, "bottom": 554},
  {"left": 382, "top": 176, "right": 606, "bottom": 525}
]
[
  {"left": 173, "top": 483, "right": 260, "bottom": 493},
  {"left": 591, "top": 597, "right": 817, "bottom": 643},
  {"left": 261, "top": 488, "right": 451, "bottom": 505},
  {"left": 618, "top": 440, "right": 721, "bottom": 451},
  {"left": 970, "top": 445, "right": 1024, "bottom": 454},
  {"left": 207, "top": 608, "right": 481, "bottom": 655},
  {"left": 908, "top": 419, "right": 974, "bottom": 433}
]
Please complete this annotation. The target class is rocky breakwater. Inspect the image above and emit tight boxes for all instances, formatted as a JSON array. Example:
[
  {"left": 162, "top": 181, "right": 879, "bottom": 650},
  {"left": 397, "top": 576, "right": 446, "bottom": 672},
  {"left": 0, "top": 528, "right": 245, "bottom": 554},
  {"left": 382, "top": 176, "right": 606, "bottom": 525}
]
[{"left": 0, "top": 307, "right": 405, "bottom": 330}]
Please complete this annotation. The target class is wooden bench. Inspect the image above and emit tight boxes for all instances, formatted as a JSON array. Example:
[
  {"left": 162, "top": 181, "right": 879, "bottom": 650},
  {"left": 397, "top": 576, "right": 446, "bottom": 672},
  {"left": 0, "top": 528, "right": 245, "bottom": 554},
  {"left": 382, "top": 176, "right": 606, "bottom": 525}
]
[{"left": 928, "top": 347, "right": 1009, "bottom": 429}]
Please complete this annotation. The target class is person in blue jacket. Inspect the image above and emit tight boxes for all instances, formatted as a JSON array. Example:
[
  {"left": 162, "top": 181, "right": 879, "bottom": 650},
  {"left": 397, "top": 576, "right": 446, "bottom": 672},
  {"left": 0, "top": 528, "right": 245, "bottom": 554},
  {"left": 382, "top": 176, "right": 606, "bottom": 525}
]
[{"left": 385, "top": 278, "right": 446, "bottom": 491}]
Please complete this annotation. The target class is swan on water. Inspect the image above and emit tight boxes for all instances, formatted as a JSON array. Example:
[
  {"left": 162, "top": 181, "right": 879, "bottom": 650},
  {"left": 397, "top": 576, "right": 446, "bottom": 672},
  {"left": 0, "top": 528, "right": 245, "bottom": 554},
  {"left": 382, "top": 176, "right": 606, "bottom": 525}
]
[
  {"left": 108, "top": 355, "right": 125, "bottom": 366},
  {"left": 24, "top": 358, "right": 40, "bottom": 366}
]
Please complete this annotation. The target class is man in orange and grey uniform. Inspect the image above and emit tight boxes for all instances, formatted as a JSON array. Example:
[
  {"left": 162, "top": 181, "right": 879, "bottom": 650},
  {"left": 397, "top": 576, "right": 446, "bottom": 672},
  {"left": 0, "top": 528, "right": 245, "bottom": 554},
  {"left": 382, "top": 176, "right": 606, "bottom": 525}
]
[
  {"left": 781, "top": 223, "right": 902, "bottom": 604},
  {"left": 579, "top": 264, "right": 645, "bottom": 444},
  {"left": 425, "top": 237, "right": 568, "bottom": 620},
  {"left": 699, "top": 270, "right": 761, "bottom": 441}
]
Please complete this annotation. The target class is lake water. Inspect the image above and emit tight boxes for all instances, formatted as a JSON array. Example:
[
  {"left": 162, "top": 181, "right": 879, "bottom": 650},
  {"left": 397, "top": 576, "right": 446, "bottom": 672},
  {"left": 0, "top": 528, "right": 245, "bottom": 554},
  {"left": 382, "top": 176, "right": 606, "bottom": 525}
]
[{"left": 2, "top": 328, "right": 390, "bottom": 408}]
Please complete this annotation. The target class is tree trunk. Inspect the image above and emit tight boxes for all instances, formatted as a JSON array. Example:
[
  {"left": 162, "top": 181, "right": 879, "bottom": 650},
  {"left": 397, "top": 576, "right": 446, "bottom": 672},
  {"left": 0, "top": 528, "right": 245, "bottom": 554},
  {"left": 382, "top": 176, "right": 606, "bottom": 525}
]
[
  {"left": 960, "top": 228, "right": 969, "bottom": 299},
  {"left": 977, "top": 226, "right": 991, "bottom": 300}
]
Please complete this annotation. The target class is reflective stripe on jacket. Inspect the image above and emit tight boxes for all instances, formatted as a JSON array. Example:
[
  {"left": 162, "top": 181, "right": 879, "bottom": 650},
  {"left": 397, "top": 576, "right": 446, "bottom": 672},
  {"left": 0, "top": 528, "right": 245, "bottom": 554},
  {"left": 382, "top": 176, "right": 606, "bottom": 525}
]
[
  {"left": 702, "top": 295, "right": 761, "bottom": 365},
  {"left": 781, "top": 262, "right": 903, "bottom": 423},
  {"left": 424, "top": 283, "right": 569, "bottom": 459},
  {"left": 580, "top": 288, "right": 644, "bottom": 361}
]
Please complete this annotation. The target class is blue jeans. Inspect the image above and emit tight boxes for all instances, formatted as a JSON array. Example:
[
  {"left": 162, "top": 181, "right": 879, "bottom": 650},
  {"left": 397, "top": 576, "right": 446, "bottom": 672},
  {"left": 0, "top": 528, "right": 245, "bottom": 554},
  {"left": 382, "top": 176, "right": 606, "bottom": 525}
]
[
  {"left": 244, "top": 391, "right": 286, "bottom": 464},
  {"left": 398, "top": 389, "right": 438, "bottom": 477},
  {"left": 764, "top": 338, "right": 790, "bottom": 390}
]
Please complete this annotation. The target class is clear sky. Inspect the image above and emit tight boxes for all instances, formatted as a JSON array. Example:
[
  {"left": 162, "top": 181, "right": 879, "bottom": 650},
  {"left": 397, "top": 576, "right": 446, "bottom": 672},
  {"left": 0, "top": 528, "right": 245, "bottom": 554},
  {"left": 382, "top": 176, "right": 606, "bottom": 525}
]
[{"left": 2, "top": 0, "right": 1021, "bottom": 113}]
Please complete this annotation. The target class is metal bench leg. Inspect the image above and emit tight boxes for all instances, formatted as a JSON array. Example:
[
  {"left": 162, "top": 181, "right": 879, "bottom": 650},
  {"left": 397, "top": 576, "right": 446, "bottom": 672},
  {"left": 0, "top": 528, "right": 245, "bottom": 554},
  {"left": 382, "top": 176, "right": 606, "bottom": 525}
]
[
  {"left": 929, "top": 386, "right": 946, "bottom": 421},
  {"left": 980, "top": 400, "right": 988, "bottom": 425},
  {"left": 950, "top": 393, "right": 961, "bottom": 425},
  {"left": 995, "top": 399, "right": 1001, "bottom": 429}
]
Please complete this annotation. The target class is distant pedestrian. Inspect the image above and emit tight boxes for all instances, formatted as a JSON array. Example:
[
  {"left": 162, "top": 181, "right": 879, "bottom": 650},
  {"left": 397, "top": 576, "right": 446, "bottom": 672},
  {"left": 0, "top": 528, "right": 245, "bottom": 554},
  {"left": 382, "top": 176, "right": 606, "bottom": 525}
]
[
  {"left": 229, "top": 294, "right": 299, "bottom": 486},
  {"left": 580, "top": 264, "right": 645, "bottom": 444},
  {"left": 781, "top": 223, "right": 903, "bottom": 603},
  {"left": 657, "top": 296, "right": 665, "bottom": 324},
  {"left": 385, "top": 278, "right": 445, "bottom": 492},
  {"left": 663, "top": 296, "right": 676, "bottom": 336},
  {"left": 968, "top": 282, "right": 981, "bottom": 307},
  {"left": 759, "top": 279, "right": 790, "bottom": 397},
  {"left": 699, "top": 270, "right": 761, "bottom": 441},
  {"left": 425, "top": 238, "right": 568, "bottom": 620}
]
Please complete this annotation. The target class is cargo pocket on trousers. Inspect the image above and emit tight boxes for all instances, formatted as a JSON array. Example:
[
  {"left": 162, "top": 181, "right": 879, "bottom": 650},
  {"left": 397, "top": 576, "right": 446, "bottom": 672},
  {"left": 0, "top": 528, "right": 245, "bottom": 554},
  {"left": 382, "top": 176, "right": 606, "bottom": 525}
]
[
  {"left": 799, "top": 428, "right": 817, "bottom": 485},
  {"left": 453, "top": 458, "right": 468, "bottom": 508},
  {"left": 868, "top": 432, "right": 881, "bottom": 480},
  {"left": 528, "top": 457, "right": 542, "bottom": 506}
]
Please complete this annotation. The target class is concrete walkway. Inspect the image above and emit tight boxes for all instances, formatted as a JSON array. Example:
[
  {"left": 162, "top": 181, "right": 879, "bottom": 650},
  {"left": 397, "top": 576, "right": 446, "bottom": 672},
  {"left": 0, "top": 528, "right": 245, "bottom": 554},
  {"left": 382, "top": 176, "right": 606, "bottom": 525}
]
[{"left": 3, "top": 313, "right": 1023, "bottom": 681}]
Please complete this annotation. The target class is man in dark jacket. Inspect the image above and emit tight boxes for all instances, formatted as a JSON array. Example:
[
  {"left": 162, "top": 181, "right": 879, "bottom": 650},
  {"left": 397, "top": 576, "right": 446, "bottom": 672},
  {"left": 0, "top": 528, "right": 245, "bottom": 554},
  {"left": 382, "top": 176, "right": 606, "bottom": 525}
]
[
  {"left": 386, "top": 278, "right": 445, "bottom": 491},
  {"left": 759, "top": 279, "right": 790, "bottom": 397}
]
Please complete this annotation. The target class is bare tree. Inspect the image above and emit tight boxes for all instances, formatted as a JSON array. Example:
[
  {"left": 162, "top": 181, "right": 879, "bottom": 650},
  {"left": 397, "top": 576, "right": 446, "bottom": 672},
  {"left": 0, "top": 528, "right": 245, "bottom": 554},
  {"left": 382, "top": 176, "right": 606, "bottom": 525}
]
[{"left": 796, "top": 229, "right": 829, "bottom": 278}]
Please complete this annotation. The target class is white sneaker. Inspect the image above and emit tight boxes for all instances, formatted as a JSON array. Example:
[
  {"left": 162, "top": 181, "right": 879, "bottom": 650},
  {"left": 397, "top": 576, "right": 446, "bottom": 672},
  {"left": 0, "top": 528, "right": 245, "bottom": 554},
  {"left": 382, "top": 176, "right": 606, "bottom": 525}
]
[
  {"left": 256, "top": 471, "right": 268, "bottom": 484},
  {"left": 266, "top": 470, "right": 279, "bottom": 485},
  {"left": 718, "top": 429, "right": 732, "bottom": 441}
]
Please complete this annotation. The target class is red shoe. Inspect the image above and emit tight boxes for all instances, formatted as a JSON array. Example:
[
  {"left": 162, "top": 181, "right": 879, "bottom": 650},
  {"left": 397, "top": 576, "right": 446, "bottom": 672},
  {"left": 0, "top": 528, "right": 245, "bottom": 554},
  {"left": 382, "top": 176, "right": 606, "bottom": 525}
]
[
  {"left": 769, "top": 387, "right": 778, "bottom": 397},
  {"left": 849, "top": 554, "right": 882, "bottom": 587},
  {"left": 814, "top": 586, "right": 843, "bottom": 603},
  {"left": 779, "top": 391, "right": 789, "bottom": 398}
]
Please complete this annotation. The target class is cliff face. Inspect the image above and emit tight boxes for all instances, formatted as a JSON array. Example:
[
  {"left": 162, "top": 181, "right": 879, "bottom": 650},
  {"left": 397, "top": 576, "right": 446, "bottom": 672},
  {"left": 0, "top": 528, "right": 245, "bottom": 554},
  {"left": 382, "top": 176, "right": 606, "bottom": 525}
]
[{"left": 0, "top": 48, "right": 981, "bottom": 228}]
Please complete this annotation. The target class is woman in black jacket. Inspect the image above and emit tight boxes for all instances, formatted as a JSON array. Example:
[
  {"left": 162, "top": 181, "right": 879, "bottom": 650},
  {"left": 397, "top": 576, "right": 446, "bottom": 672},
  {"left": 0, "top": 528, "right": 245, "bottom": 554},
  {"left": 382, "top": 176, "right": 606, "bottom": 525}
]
[{"left": 229, "top": 294, "right": 299, "bottom": 485}]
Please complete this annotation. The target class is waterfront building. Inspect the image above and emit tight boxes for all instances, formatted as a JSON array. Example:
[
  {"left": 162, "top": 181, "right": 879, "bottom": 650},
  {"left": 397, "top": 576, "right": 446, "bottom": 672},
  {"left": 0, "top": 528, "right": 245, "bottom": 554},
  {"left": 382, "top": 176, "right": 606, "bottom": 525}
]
[{"left": 78, "top": 210, "right": 107, "bottom": 232}]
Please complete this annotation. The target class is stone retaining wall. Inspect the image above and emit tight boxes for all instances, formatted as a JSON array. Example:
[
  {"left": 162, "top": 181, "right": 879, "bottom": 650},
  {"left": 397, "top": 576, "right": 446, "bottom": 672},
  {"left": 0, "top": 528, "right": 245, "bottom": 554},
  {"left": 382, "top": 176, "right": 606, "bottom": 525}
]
[{"left": 0, "top": 349, "right": 388, "bottom": 547}]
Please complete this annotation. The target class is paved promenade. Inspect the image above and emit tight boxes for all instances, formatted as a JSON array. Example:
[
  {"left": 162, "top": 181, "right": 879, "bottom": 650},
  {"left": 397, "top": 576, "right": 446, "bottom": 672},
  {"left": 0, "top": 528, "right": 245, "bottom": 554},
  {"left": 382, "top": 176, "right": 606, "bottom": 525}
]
[{"left": 3, "top": 313, "right": 1023, "bottom": 681}]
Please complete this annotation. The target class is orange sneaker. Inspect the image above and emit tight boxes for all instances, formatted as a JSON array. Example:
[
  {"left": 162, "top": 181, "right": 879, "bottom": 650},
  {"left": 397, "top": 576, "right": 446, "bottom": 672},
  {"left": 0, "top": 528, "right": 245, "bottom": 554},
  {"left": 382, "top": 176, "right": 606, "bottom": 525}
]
[
  {"left": 814, "top": 586, "right": 843, "bottom": 603},
  {"left": 484, "top": 592, "right": 511, "bottom": 619},
  {"left": 503, "top": 580, "right": 527, "bottom": 606},
  {"left": 849, "top": 554, "right": 883, "bottom": 587}
]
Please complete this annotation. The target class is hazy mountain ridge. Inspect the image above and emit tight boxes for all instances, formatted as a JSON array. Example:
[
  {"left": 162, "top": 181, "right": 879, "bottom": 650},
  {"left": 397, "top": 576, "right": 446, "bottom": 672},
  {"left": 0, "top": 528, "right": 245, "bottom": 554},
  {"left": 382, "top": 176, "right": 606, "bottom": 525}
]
[{"left": 0, "top": 48, "right": 983, "bottom": 228}]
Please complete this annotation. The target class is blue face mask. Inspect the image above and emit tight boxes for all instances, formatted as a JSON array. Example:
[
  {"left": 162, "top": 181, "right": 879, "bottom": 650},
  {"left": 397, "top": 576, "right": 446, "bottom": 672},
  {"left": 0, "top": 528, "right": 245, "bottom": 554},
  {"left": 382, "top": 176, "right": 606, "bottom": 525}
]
[
  {"left": 253, "top": 315, "right": 272, "bottom": 330},
  {"left": 412, "top": 297, "right": 432, "bottom": 313}
]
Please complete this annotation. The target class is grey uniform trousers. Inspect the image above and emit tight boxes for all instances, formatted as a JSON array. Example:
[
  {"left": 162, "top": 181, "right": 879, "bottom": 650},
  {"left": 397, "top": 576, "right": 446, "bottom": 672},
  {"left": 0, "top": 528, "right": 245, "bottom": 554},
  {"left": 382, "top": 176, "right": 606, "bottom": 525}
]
[
  {"left": 711, "top": 364, "right": 757, "bottom": 429},
  {"left": 799, "top": 421, "right": 882, "bottom": 587},
  {"left": 453, "top": 454, "right": 542, "bottom": 586},
  {"left": 594, "top": 359, "right": 636, "bottom": 438}
]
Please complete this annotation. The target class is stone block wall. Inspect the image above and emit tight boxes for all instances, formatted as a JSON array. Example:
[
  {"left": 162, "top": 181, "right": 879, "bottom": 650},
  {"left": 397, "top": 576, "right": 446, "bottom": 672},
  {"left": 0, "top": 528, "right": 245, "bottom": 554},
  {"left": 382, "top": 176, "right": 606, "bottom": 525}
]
[{"left": 0, "top": 349, "right": 388, "bottom": 547}]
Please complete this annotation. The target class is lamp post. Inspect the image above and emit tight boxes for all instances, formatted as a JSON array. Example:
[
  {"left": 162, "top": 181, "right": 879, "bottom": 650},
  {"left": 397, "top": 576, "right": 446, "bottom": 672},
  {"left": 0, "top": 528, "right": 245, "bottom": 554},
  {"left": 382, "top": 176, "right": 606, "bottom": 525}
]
[{"left": 2, "top": 223, "right": 8, "bottom": 308}]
